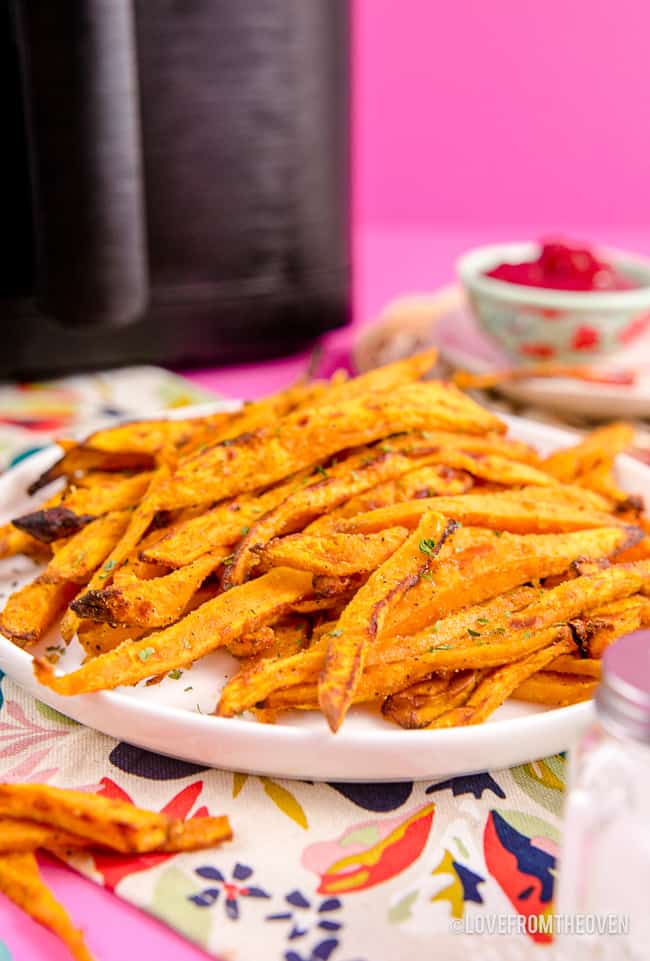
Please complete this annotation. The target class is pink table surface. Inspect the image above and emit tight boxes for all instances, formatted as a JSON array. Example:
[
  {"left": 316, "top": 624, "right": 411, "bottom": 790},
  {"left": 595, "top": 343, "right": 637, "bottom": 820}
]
[{"left": 4, "top": 224, "right": 650, "bottom": 961}]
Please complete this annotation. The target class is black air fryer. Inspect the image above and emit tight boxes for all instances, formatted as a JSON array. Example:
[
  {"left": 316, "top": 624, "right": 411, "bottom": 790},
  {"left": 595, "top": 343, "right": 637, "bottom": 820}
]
[{"left": 1, "top": 0, "right": 349, "bottom": 377}]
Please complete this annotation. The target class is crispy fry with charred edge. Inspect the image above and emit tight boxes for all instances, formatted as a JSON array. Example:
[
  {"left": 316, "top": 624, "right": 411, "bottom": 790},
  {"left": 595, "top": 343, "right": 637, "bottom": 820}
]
[
  {"left": 70, "top": 548, "right": 227, "bottom": 628},
  {"left": 12, "top": 506, "right": 94, "bottom": 544},
  {"left": 13, "top": 472, "right": 154, "bottom": 543},
  {"left": 150, "top": 382, "right": 504, "bottom": 512},
  {"left": 0, "top": 577, "right": 78, "bottom": 646},
  {"left": 512, "top": 671, "right": 598, "bottom": 706},
  {"left": 336, "top": 489, "right": 622, "bottom": 536},
  {"left": 0, "top": 851, "right": 96, "bottom": 961},
  {"left": 318, "top": 512, "right": 457, "bottom": 731},
  {"left": 426, "top": 633, "right": 576, "bottom": 727},
  {"left": 568, "top": 594, "right": 650, "bottom": 658},
  {"left": 140, "top": 469, "right": 313, "bottom": 568},
  {"left": 34, "top": 567, "right": 314, "bottom": 694},
  {"left": 542, "top": 422, "right": 634, "bottom": 483},
  {"left": 0, "top": 522, "right": 51, "bottom": 560},
  {"left": 386, "top": 525, "right": 642, "bottom": 638},
  {"left": 381, "top": 671, "right": 480, "bottom": 729},
  {"left": 41, "top": 511, "right": 131, "bottom": 584},
  {"left": 259, "top": 528, "right": 410, "bottom": 576},
  {"left": 82, "top": 415, "right": 232, "bottom": 456},
  {"left": 59, "top": 466, "right": 171, "bottom": 642},
  {"left": 28, "top": 448, "right": 155, "bottom": 495}
]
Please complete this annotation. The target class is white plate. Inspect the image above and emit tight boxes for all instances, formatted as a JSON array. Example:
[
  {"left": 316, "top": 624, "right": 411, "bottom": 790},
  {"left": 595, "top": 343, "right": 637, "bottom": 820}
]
[
  {"left": 1, "top": 409, "right": 646, "bottom": 782},
  {"left": 436, "top": 304, "right": 650, "bottom": 418}
]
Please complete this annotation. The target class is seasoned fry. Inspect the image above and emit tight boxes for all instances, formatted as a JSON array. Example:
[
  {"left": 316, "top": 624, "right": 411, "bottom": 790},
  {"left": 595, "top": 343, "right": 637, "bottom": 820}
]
[
  {"left": 426, "top": 633, "right": 575, "bottom": 727},
  {"left": 151, "top": 382, "right": 504, "bottom": 512},
  {"left": 1, "top": 349, "right": 648, "bottom": 734},
  {"left": 70, "top": 547, "right": 227, "bottom": 628},
  {"left": 512, "top": 671, "right": 598, "bottom": 706},
  {"left": 542, "top": 422, "right": 634, "bottom": 482},
  {"left": 382, "top": 671, "right": 480, "bottom": 729},
  {"left": 318, "top": 512, "right": 457, "bottom": 731},
  {"left": 28, "top": 447, "right": 154, "bottom": 495},
  {"left": 0, "top": 784, "right": 169, "bottom": 853},
  {"left": 140, "top": 469, "right": 313, "bottom": 568},
  {"left": 0, "top": 851, "right": 95, "bottom": 961},
  {"left": 546, "top": 655, "right": 602, "bottom": 678},
  {"left": 35, "top": 567, "right": 314, "bottom": 694},
  {"left": 259, "top": 528, "right": 409, "bottom": 576},
  {"left": 0, "top": 577, "right": 77, "bottom": 646},
  {"left": 386, "top": 525, "right": 640, "bottom": 638},
  {"left": 13, "top": 472, "right": 153, "bottom": 543},
  {"left": 224, "top": 446, "right": 465, "bottom": 586},
  {"left": 337, "top": 489, "right": 622, "bottom": 536},
  {"left": 0, "top": 817, "right": 89, "bottom": 853},
  {"left": 0, "top": 522, "right": 51, "bottom": 560},
  {"left": 41, "top": 511, "right": 131, "bottom": 584}
]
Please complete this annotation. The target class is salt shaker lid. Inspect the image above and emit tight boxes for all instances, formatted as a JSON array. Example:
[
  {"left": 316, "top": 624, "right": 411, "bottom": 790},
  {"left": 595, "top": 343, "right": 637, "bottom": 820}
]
[{"left": 596, "top": 630, "right": 650, "bottom": 743}]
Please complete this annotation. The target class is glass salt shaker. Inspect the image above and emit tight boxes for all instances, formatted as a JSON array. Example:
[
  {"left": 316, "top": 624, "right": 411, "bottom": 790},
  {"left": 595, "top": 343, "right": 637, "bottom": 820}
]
[{"left": 555, "top": 631, "right": 650, "bottom": 960}]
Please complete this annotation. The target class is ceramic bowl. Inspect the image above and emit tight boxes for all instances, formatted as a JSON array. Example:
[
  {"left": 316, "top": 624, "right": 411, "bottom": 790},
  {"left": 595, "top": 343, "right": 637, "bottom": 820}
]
[{"left": 457, "top": 243, "right": 650, "bottom": 363}]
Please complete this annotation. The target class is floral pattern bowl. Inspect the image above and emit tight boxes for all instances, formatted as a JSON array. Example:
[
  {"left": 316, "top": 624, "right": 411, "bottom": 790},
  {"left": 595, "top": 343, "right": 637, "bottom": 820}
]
[{"left": 457, "top": 243, "right": 650, "bottom": 363}]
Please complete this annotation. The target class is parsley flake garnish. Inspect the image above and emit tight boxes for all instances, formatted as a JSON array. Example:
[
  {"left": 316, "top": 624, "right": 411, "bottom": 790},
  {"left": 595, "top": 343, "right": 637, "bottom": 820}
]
[
  {"left": 137, "top": 647, "right": 155, "bottom": 662},
  {"left": 168, "top": 669, "right": 183, "bottom": 680},
  {"left": 328, "top": 628, "right": 343, "bottom": 637},
  {"left": 467, "top": 628, "right": 481, "bottom": 638},
  {"left": 419, "top": 538, "right": 437, "bottom": 558}
]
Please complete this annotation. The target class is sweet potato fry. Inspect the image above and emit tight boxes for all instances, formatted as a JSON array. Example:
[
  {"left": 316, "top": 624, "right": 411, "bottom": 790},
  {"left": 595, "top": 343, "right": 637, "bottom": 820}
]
[
  {"left": 259, "top": 528, "right": 409, "bottom": 576},
  {"left": 70, "top": 548, "right": 227, "bottom": 628},
  {"left": 426, "top": 633, "right": 575, "bottom": 727},
  {"left": 306, "top": 466, "right": 473, "bottom": 534},
  {"left": 546, "top": 655, "right": 602, "bottom": 678},
  {"left": 151, "top": 382, "right": 504, "bottom": 512},
  {"left": 140, "top": 470, "right": 313, "bottom": 568},
  {"left": 512, "top": 671, "right": 598, "bottom": 706},
  {"left": 59, "top": 466, "right": 171, "bottom": 641},
  {"left": 223, "top": 446, "right": 467, "bottom": 586},
  {"left": 0, "top": 818, "right": 88, "bottom": 853},
  {"left": 577, "top": 461, "right": 643, "bottom": 514},
  {"left": 77, "top": 621, "right": 150, "bottom": 658},
  {"left": 35, "top": 567, "right": 314, "bottom": 694},
  {"left": 0, "top": 522, "right": 51, "bottom": 560},
  {"left": 0, "top": 851, "right": 96, "bottom": 961},
  {"left": 337, "top": 489, "right": 621, "bottom": 536},
  {"left": 404, "top": 429, "right": 541, "bottom": 465},
  {"left": 381, "top": 671, "right": 480, "bottom": 729},
  {"left": 0, "top": 577, "right": 78, "bottom": 646},
  {"left": 41, "top": 511, "right": 131, "bottom": 584},
  {"left": 393, "top": 449, "right": 557, "bottom": 489},
  {"left": 82, "top": 417, "right": 229, "bottom": 457},
  {"left": 0, "top": 784, "right": 170, "bottom": 853},
  {"left": 318, "top": 511, "right": 457, "bottom": 731},
  {"left": 542, "top": 422, "right": 634, "bottom": 482},
  {"left": 386, "top": 525, "right": 642, "bottom": 637},
  {"left": 453, "top": 364, "right": 636, "bottom": 391},
  {"left": 28, "top": 447, "right": 155, "bottom": 495},
  {"left": 14, "top": 472, "right": 153, "bottom": 543}
]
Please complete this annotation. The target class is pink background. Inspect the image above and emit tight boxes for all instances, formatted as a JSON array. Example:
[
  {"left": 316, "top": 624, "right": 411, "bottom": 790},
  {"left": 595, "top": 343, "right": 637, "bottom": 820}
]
[
  {"left": 356, "top": 0, "right": 650, "bottom": 230},
  {"left": 4, "top": 4, "right": 650, "bottom": 960}
]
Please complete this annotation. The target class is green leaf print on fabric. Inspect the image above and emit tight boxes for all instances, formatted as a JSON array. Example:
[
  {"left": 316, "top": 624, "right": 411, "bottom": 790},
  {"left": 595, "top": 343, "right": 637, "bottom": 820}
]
[
  {"left": 151, "top": 866, "right": 213, "bottom": 948},
  {"left": 511, "top": 754, "right": 566, "bottom": 815},
  {"left": 34, "top": 701, "right": 80, "bottom": 727}
]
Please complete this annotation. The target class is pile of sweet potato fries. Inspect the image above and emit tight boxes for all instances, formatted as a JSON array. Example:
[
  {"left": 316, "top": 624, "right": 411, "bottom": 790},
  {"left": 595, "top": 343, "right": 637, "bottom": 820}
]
[
  {"left": 1, "top": 348, "right": 648, "bottom": 732},
  {"left": 0, "top": 783, "right": 231, "bottom": 960}
]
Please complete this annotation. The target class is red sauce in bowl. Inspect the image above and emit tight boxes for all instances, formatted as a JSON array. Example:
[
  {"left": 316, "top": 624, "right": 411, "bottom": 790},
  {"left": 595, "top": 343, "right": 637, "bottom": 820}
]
[{"left": 485, "top": 240, "right": 636, "bottom": 292}]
